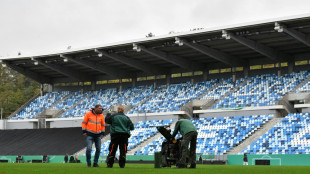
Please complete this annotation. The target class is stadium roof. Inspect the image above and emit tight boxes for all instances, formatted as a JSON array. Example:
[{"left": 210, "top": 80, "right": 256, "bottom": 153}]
[{"left": 2, "top": 13, "right": 310, "bottom": 84}]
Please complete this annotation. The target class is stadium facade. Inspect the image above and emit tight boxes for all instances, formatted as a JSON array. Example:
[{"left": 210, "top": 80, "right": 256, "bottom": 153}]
[{"left": 1, "top": 14, "right": 310, "bottom": 165}]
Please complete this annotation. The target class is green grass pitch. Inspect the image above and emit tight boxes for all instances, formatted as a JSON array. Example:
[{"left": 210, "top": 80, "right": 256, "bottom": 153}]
[{"left": 1, "top": 163, "right": 310, "bottom": 174}]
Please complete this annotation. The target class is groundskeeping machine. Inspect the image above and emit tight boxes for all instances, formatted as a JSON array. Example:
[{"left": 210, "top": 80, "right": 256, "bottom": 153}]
[{"left": 155, "top": 126, "right": 189, "bottom": 168}]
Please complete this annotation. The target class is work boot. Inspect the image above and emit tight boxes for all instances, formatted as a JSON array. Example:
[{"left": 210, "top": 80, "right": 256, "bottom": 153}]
[
  {"left": 189, "top": 163, "right": 196, "bottom": 168},
  {"left": 93, "top": 163, "right": 99, "bottom": 167},
  {"left": 119, "top": 163, "right": 125, "bottom": 168},
  {"left": 87, "top": 163, "right": 91, "bottom": 167}
]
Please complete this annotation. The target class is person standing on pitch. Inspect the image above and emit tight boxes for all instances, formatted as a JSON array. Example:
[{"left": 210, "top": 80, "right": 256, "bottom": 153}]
[
  {"left": 171, "top": 119, "right": 198, "bottom": 168},
  {"left": 243, "top": 153, "right": 248, "bottom": 165},
  {"left": 105, "top": 105, "right": 134, "bottom": 168},
  {"left": 82, "top": 104, "right": 105, "bottom": 167},
  {"left": 64, "top": 153, "right": 69, "bottom": 163}
]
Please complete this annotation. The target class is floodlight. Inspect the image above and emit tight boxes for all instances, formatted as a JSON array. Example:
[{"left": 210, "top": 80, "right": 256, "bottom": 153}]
[
  {"left": 274, "top": 22, "right": 283, "bottom": 32},
  {"left": 175, "top": 37, "right": 184, "bottom": 46},
  {"left": 34, "top": 61, "right": 39, "bottom": 65},
  {"left": 222, "top": 30, "right": 231, "bottom": 39},
  {"left": 60, "top": 54, "right": 69, "bottom": 62},
  {"left": 133, "top": 43, "right": 141, "bottom": 52},
  {"left": 94, "top": 49, "right": 103, "bottom": 57}
]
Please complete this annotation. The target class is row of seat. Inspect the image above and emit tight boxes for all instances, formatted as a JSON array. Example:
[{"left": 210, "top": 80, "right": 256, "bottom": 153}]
[
  {"left": 11, "top": 71, "right": 310, "bottom": 119},
  {"left": 11, "top": 91, "right": 70, "bottom": 120},
  {"left": 92, "top": 112, "right": 310, "bottom": 156},
  {"left": 135, "top": 115, "right": 272, "bottom": 155},
  {"left": 213, "top": 72, "right": 308, "bottom": 108},
  {"left": 201, "top": 78, "right": 245, "bottom": 100},
  {"left": 295, "top": 78, "right": 310, "bottom": 93},
  {"left": 242, "top": 113, "right": 310, "bottom": 154}
]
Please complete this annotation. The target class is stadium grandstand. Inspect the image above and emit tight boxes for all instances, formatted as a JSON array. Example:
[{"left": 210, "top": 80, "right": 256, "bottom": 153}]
[{"left": 2, "top": 14, "right": 310, "bottom": 165}]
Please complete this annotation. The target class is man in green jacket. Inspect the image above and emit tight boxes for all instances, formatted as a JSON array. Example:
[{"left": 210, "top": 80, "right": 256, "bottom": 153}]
[
  {"left": 105, "top": 105, "right": 134, "bottom": 168},
  {"left": 171, "top": 119, "right": 198, "bottom": 168}
]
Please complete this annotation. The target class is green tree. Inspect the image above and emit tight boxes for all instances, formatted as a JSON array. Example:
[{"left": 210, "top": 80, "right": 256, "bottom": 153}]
[{"left": 0, "top": 63, "right": 40, "bottom": 119}]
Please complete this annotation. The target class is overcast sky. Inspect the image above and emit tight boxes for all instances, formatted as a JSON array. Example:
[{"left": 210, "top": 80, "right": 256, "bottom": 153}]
[{"left": 1, "top": 0, "right": 310, "bottom": 57}]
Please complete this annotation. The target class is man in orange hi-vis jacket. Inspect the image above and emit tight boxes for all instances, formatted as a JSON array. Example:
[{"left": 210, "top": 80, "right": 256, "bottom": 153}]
[{"left": 82, "top": 104, "right": 105, "bottom": 167}]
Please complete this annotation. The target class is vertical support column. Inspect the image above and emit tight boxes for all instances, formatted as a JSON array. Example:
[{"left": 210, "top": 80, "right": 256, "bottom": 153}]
[
  {"left": 190, "top": 71, "right": 194, "bottom": 85},
  {"left": 203, "top": 70, "right": 208, "bottom": 81},
  {"left": 288, "top": 59, "right": 294, "bottom": 74},
  {"left": 232, "top": 67, "right": 236, "bottom": 83},
  {"left": 166, "top": 74, "right": 171, "bottom": 86},
  {"left": 244, "top": 66, "right": 249, "bottom": 77},
  {"left": 132, "top": 77, "right": 136, "bottom": 87},
  {"left": 38, "top": 118, "right": 46, "bottom": 129},
  {"left": 91, "top": 81, "right": 96, "bottom": 91},
  {"left": 80, "top": 82, "right": 84, "bottom": 94},
  {"left": 277, "top": 62, "right": 281, "bottom": 78},
  {"left": 119, "top": 79, "right": 123, "bottom": 92},
  {"left": 154, "top": 75, "right": 157, "bottom": 89},
  {"left": 40, "top": 84, "right": 44, "bottom": 96}
]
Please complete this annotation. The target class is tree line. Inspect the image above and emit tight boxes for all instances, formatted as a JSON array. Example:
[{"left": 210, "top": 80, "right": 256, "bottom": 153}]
[{"left": 0, "top": 63, "right": 40, "bottom": 119}]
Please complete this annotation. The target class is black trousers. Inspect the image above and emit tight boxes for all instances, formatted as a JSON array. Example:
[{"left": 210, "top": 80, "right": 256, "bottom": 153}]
[
  {"left": 107, "top": 133, "right": 129, "bottom": 166},
  {"left": 178, "top": 131, "right": 198, "bottom": 166}
]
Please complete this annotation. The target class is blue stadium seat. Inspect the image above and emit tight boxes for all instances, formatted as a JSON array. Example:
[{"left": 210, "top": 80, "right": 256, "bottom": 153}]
[
  {"left": 136, "top": 115, "right": 272, "bottom": 155},
  {"left": 242, "top": 113, "right": 310, "bottom": 154},
  {"left": 213, "top": 72, "right": 308, "bottom": 109},
  {"left": 11, "top": 91, "right": 70, "bottom": 120}
]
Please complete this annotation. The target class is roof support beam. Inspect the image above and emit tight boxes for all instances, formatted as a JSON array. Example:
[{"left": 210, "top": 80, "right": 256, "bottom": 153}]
[
  {"left": 176, "top": 37, "right": 244, "bottom": 67},
  {"left": 64, "top": 54, "right": 128, "bottom": 78},
  {"left": 222, "top": 30, "right": 290, "bottom": 61},
  {"left": 95, "top": 49, "right": 164, "bottom": 74},
  {"left": 275, "top": 22, "right": 310, "bottom": 47},
  {"left": 2, "top": 60, "right": 51, "bottom": 84},
  {"left": 134, "top": 44, "right": 203, "bottom": 70},
  {"left": 52, "top": 74, "right": 114, "bottom": 83},
  {"left": 35, "top": 58, "right": 93, "bottom": 81}
]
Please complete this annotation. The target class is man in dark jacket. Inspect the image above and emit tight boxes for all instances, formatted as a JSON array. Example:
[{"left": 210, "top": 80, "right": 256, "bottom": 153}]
[
  {"left": 171, "top": 119, "right": 197, "bottom": 168},
  {"left": 69, "top": 155, "right": 74, "bottom": 163},
  {"left": 64, "top": 153, "right": 68, "bottom": 163},
  {"left": 105, "top": 105, "right": 134, "bottom": 168},
  {"left": 243, "top": 153, "right": 248, "bottom": 165}
]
